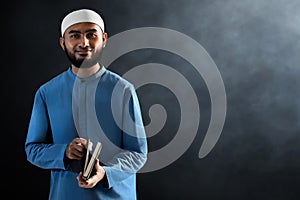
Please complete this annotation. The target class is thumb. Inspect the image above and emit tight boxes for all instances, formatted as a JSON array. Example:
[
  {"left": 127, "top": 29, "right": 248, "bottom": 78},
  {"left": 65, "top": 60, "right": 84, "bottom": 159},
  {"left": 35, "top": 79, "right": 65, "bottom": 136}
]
[{"left": 94, "top": 159, "right": 101, "bottom": 170}]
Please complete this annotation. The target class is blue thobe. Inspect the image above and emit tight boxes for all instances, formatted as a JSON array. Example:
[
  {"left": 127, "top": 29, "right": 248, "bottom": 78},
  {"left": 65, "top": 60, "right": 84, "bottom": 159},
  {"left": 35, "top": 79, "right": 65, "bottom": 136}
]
[{"left": 25, "top": 66, "right": 148, "bottom": 200}]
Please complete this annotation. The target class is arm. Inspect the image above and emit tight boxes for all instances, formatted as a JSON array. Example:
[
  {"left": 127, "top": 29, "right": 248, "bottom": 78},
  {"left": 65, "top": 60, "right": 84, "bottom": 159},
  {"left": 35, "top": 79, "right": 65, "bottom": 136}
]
[
  {"left": 25, "top": 88, "right": 66, "bottom": 169},
  {"left": 25, "top": 88, "right": 86, "bottom": 170},
  {"left": 103, "top": 84, "right": 148, "bottom": 188}
]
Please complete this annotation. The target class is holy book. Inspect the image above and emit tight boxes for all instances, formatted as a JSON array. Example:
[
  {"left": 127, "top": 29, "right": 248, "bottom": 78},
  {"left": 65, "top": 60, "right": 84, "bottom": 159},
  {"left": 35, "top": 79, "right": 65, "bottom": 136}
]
[{"left": 82, "top": 139, "right": 103, "bottom": 180}]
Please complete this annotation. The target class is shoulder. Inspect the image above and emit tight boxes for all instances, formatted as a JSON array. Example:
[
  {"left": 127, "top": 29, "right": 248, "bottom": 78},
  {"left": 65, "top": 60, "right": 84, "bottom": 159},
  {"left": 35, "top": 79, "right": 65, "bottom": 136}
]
[{"left": 37, "top": 69, "right": 71, "bottom": 94}]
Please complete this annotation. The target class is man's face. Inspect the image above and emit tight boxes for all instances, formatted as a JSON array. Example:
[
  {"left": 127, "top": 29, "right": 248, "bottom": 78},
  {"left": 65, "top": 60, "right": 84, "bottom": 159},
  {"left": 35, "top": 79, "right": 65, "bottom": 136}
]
[{"left": 61, "top": 22, "right": 107, "bottom": 68}]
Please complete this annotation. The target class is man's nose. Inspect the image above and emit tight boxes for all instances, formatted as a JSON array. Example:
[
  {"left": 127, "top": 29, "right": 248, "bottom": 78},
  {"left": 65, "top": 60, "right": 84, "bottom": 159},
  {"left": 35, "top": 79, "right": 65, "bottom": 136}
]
[{"left": 79, "top": 36, "right": 89, "bottom": 47}]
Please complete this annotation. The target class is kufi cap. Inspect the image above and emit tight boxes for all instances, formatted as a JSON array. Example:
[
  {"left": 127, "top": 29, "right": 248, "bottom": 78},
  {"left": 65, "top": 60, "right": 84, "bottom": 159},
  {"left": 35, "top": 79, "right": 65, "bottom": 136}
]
[{"left": 61, "top": 9, "right": 105, "bottom": 36}]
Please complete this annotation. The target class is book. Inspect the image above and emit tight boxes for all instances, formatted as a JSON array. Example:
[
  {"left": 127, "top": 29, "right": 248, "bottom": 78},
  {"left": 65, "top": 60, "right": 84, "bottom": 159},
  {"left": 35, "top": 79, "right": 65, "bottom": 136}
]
[{"left": 82, "top": 139, "right": 103, "bottom": 180}]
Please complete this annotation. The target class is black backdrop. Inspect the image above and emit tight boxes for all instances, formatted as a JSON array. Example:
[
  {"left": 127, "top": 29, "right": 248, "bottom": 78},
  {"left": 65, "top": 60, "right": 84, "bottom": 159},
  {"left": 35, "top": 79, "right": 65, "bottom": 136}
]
[{"left": 6, "top": 0, "right": 300, "bottom": 199}]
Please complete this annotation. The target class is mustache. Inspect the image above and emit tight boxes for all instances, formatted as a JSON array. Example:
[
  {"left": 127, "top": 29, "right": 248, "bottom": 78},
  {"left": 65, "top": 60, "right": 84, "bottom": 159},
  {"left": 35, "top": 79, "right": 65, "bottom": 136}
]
[{"left": 75, "top": 46, "right": 94, "bottom": 52}]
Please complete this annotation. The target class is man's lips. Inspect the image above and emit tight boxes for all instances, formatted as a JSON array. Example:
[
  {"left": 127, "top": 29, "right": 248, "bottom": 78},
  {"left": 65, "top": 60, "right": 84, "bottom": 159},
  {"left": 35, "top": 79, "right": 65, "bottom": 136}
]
[
  {"left": 75, "top": 50, "right": 92, "bottom": 56},
  {"left": 76, "top": 50, "right": 92, "bottom": 53}
]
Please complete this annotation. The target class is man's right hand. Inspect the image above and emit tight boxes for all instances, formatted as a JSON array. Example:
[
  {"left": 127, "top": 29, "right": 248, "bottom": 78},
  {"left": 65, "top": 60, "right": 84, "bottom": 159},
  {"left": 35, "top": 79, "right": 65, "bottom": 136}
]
[{"left": 65, "top": 137, "right": 87, "bottom": 160}]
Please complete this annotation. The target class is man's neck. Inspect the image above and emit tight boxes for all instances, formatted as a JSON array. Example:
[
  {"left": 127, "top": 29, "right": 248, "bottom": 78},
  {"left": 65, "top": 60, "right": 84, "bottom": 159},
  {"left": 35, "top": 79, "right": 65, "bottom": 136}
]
[{"left": 71, "top": 63, "right": 101, "bottom": 78}]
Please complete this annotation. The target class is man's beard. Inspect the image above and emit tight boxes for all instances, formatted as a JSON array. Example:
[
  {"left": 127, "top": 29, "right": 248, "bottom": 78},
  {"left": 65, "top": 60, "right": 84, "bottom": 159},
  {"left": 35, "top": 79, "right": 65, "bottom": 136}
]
[{"left": 63, "top": 43, "right": 103, "bottom": 68}]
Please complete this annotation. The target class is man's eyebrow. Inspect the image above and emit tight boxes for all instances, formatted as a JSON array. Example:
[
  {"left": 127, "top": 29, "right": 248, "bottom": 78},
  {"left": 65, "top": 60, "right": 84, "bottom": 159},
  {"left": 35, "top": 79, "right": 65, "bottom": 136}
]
[
  {"left": 68, "top": 29, "right": 99, "bottom": 34},
  {"left": 85, "top": 29, "right": 98, "bottom": 33},
  {"left": 68, "top": 30, "right": 81, "bottom": 34}
]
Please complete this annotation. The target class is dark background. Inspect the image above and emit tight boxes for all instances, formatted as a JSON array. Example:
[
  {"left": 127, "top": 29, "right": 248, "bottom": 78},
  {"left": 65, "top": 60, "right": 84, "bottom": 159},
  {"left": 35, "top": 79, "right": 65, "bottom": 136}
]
[{"left": 6, "top": 0, "right": 300, "bottom": 199}]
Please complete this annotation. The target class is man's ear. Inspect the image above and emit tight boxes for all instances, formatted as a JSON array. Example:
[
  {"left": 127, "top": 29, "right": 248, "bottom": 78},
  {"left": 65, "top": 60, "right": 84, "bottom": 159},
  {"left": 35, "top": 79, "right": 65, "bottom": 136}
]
[
  {"left": 102, "top": 32, "right": 108, "bottom": 47},
  {"left": 59, "top": 37, "right": 65, "bottom": 50}
]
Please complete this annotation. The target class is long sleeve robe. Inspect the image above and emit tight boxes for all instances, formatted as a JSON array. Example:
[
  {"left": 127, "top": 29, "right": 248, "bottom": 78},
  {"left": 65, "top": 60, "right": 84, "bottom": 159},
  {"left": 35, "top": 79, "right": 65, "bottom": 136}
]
[{"left": 25, "top": 67, "right": 148, "bottom": 200}]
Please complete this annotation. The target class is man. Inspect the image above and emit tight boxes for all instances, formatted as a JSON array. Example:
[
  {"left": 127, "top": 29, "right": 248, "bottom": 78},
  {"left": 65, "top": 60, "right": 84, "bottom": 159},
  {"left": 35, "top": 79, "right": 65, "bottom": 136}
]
[{"left": 25, "top": 8, "right": 148, "bottom": 200}]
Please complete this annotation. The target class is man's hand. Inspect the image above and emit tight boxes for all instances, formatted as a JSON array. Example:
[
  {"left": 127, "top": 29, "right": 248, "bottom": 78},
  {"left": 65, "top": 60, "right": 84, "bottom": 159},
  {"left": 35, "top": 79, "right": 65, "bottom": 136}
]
[
  {"left": 77, "top": 159, "right": 106, "bottom": 188},
  {"left": 65, "top": 138, "right": 87, "bottom": 160}
]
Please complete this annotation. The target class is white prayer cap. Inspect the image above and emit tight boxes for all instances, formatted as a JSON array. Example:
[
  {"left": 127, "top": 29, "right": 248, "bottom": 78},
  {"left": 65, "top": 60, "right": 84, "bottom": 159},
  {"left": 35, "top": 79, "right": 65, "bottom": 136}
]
[{"left": 61, "top": 9, "right": 105, "bottom": 36}]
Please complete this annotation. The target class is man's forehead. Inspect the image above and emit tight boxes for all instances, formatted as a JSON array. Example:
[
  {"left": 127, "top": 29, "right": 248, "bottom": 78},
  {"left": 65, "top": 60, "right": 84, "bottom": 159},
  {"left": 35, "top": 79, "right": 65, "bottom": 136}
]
[{"left": 66, "top": 22, "right": 102, "bottom": 33}]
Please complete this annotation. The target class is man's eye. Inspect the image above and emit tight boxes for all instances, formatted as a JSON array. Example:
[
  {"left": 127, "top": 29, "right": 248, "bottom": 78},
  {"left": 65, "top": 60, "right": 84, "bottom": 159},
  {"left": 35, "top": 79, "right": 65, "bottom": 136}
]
[
  {"left": 87, "top": 33, "right": 97, "bottom": 38},
  {"left": 70, "top": 34, "right": 81, "bottom": 39}
]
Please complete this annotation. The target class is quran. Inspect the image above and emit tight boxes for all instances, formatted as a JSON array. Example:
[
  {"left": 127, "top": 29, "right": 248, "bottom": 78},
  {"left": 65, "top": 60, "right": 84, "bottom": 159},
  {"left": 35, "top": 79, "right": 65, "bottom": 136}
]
[{"left": 82, "top": 139, "right": 103, "bottom": 180}]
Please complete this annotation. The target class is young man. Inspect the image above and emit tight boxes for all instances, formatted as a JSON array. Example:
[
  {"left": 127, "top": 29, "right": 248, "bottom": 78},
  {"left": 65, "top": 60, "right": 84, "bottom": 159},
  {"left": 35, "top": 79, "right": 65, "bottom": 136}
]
[{"left": 25, "top": 8, "right": 148, "bottom": 200}]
